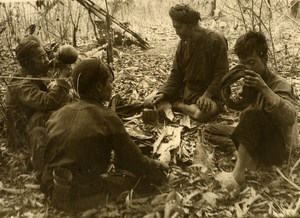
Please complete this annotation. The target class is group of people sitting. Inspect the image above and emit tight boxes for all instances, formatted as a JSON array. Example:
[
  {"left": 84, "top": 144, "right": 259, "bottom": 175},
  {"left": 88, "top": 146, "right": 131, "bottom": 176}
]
[{"left": 4, "top": 3, "right": 298, "bottom": 212}]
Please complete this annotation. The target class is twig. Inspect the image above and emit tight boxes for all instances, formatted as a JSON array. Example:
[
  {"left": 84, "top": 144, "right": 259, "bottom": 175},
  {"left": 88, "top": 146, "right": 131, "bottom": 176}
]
[
  {"left": 0, "top": 76, "right": 67, "bottom": 81},
  {"left": 290, "top": 157, "right": 300, "bottom": 178},
  {"left": 289, "top": 48, "right": 300, "bottom": 74},
  {"left": 275, "top": 167, "right": 300, "bottom": 191},
  {"left": 236, "top": 0, "right": 248, "bottom": 32}
]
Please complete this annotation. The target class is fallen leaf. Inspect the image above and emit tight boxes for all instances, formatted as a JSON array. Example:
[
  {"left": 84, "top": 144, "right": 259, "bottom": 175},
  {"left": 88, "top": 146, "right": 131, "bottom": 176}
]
[
  {"left": 163, "top": 108, "right": 174, "bottom": 121},
  {"left": 158, "top": 149, "right": 171, "bottom": 164},
  {"left": 180, "top": 115, "right": 191, "bottom": 128},
  {"left": 203, "top": 192, "right": 219, "bottom": 207},
  {"left": 81, "top": 208, "right": 98, "bottom": 217},
  {"left": 24, "top": 183, "right": 40, "bottom": 190},
  {"left": 183, "top": 190, "right": 201, "bottom": 205},
  {"left": 151, "top": 193, "right": 167, "bottom": 206}
]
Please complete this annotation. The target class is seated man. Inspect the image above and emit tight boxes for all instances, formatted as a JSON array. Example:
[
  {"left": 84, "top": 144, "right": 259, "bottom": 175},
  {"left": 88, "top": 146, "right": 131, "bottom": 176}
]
[
  {"left": 5, "top": 36, "right": 71, "bottom": 149},
  {"left": 223, "top": 31, "right": 298, "bottom": 192},
  {"left": 152, "top": 4, "right": 229, "bottom": 122},
  {"left": 41, "top": 58, "right": 168, "bottom": 211}
]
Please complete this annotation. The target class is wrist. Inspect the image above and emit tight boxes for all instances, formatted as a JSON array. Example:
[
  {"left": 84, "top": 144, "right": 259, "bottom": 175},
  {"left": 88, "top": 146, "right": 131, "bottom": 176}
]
[{"left": 202, "top": 92, "right": 212, "bottom": 99}]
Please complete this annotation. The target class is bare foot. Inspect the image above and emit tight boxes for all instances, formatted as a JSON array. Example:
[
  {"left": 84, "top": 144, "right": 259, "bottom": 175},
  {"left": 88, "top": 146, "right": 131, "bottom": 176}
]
[{"left": 215, "top": 171, "right": 246, "bottom": 197}]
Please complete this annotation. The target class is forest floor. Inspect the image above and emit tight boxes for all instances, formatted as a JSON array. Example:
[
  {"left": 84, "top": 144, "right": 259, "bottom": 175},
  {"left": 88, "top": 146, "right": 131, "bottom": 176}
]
[{"left": 0, "top": 19, "right": 300, "bottom": 218}]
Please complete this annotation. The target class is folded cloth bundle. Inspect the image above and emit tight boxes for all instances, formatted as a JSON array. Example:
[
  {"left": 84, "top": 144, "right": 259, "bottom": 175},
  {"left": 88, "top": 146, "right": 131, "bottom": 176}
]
[{"left": 220, "top": 65, "right": 257, "bottom": 111}]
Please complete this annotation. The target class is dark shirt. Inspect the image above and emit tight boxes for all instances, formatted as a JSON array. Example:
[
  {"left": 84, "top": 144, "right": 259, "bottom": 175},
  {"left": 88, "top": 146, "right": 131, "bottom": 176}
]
[
  {"left": 43, "top": 98, "right": 165, "bottom": 184},
  {"left": 252, "top": 72, "right": 298, "bottom": 149},
  {"left": 5, "top": 69, "right": 71, "bottom": 146},
  {"left": 159, "top": 28, "right": 229, "bottom": 103}
]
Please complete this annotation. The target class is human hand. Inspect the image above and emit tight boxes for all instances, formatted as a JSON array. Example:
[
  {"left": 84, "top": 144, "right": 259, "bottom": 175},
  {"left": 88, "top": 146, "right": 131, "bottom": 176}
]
[
  {"left": 57, "top": 68, "right": 71, "bottom": 79},
  {"left": 243, "top": 70, "right": 268, "bottom": 91},
  {"left": 147, "top": 159, "right": 169, "bottom": 184},
  {"left": 196, "top": 95, "right": 214, "bottom": 112},
  {"left": 153, "top": 93, "right": 166, "bottom": 105}
]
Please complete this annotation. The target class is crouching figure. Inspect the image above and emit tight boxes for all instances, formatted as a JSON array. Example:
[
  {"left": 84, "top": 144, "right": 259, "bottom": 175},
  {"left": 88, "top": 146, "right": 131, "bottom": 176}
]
[
  {"left": 221, "top": 31, "right": 298, "bottom": 194},
  {"left": 41, "top": 58, "right": 168, "bottom": 211}
]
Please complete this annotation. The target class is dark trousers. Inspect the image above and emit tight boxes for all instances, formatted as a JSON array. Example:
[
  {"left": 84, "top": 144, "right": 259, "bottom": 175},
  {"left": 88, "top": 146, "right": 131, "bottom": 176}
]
[{"left": 231, "top": 108, "right": 287, "bottom": 166}]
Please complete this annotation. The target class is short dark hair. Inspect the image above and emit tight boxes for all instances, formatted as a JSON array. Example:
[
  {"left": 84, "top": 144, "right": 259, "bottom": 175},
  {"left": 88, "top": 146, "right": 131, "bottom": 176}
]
[
  {"left": 234, "top": 31, "right": 268, "bottom": 60},
  {"left": 72, "top": 58, "right": 110, "bottom": 96}
]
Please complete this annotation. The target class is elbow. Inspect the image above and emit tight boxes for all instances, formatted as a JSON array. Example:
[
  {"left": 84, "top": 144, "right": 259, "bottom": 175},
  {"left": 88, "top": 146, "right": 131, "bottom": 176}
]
[{"left": 285, "top": 110, "right": 297, "bottom": 125}]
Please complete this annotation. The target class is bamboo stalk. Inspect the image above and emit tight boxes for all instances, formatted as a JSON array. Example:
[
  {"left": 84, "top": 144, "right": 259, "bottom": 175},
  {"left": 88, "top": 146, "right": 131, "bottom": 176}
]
[
  {"left": 0, "top": 76, "right": 67, "bottom": 81},
  {"left": 275, "top": 167, "right": 300, "bottom": 191}
]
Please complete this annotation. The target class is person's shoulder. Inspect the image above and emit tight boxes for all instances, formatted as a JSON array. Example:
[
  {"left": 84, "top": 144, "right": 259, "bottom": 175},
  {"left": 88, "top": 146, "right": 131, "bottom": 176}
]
[
  {"left": 83, "top": 100, "right": 121, "bottom": 120},
  {"left": 201, "top": 28, "right": 227, "bottom": 48},
  {"left": 203, "top": 28, "right": 224, "bottom": 40},
  {"left": 268, "top": 72, "right": 293, "bottom": 93}
]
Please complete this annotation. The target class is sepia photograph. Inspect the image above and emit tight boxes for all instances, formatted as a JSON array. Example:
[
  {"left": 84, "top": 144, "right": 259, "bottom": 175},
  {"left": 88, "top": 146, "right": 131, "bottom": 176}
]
[{"left": 0, "top": 0, "right": 299, "bottom": 217}]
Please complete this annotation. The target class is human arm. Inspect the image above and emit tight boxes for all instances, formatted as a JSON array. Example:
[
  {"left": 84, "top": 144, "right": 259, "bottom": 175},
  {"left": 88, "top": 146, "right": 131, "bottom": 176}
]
[
  {"left": 158, "top": 43, "right": 185, "bottom": 100},
  {"left": 205, "top": 34, "right": 229, "bottom": 99},
  {"left": 244, "top": 70, "right": 297, "bottom": 125},
  {"left": 109, "top": 116, "right": 168, "bottom": 184},
  {"left": 18, "top": 79, "right": 71, "bottom": 111}
]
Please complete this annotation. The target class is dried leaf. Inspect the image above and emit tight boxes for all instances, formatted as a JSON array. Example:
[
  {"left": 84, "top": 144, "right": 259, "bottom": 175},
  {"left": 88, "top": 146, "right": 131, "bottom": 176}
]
[
  {"left": 0, "top": 181, "right": 25, "bottom": 195},
  {"left": 24, "top": 183, "right": 40, "bottom": 190},
  {"left": 157, "top": 127, "right": 182, "bottom": 156},
  {"left": 125, "top": 66, "right": 139, "bottom": 71},
  {"left": 183, "top": 190, "right": 201, "bottom": 205},
  {"left": 163, "top": 108, "right": 174, "bottom": 121},
  {"left": 192, "top": 135, "right": 208, "bottom": 166},
  {"left": 203, "top": 192, "right": 218, "bottom": 207},
  {"left": 143, "top": 213, "right": 156, "bottom": 218},
  {"left": 151, "top": 193, "right": 167, "bottom": 206},
  {"left": 153, "top": 126, "right": 167, "bottom": 154},
  {"left": 158, "top": 150, "right": 171, "bottom": 164},
  {"left": 180, "top": 115, "right": 191, "bottom": 128},
  {"left": 81, "top": 208, "right": 98, "bottom": 217}
]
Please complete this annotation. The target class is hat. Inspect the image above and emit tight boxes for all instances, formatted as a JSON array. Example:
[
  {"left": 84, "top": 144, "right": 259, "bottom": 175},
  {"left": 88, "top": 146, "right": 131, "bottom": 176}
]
[
  {"left": 169, "top": 4, "right": 201, "bottom": 24},
  {"left": 15, "top": 37, "right": 42, "bottom": 62}
]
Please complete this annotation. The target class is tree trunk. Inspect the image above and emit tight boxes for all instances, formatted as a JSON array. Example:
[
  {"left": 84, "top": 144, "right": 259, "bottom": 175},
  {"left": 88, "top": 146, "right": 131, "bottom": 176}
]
[
  {"left": 291, "top": 0, "right": 300, "bottom": 18},
  {"left": 210, "top": 0, "right": 217, "bottom": 16},
  {"left": 72, "top": 26, "right": 78, "bottom": 47}
]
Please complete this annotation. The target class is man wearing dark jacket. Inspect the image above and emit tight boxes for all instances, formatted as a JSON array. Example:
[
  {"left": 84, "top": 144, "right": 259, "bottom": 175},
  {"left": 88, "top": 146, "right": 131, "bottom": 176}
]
[
  {"left": 153, "top": 4, "right": 229, "bottom": 122},
  {"left": 41, "top": 58, "right": 168, "bottom": 211},
  {"left": 5, "top": 36, "right": 71, "bottom": 148}
]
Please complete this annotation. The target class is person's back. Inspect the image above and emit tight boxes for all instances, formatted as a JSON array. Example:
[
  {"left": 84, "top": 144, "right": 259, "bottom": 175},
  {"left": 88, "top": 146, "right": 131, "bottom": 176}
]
[
  {"left": 41, "top": 58, "right": 168, "bottom": 211},
  {"left": 44, "top": 99, "right": 124, "bottom": 179}
]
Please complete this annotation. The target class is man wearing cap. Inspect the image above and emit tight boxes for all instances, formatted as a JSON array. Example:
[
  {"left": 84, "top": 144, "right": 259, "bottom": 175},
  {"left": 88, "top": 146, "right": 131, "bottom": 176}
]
[
  {"left": 153, "top": 4, "right": 229, "bottom": 122},
  {"left": 5, "top": 36, "right": 71, "bottom": 152},
  {"left": 41, "top": 58, "right": 168, "bottom": 211}
]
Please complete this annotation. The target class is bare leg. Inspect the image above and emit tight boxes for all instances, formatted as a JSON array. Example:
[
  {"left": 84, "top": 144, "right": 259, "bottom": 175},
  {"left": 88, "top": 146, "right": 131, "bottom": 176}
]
[
  {"left": 232, "top": 144, "right": 248, "bottom": 186},
  {"left": 216, "top": 144, "right": 249, "bottom": 194},
  {"left": 173, "top": 101, "right": 219, "bottom": 122}
]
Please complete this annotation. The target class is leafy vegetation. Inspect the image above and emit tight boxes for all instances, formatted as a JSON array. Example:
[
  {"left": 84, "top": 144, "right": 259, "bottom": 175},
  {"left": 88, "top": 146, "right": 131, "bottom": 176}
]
[{"left": 0, "top": 0, "right": 300, "bottom": 217}]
